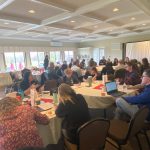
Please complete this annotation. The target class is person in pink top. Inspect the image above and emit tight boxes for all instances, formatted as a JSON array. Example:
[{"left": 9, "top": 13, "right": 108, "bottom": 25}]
[{"left": 0, "top": 97, "right": 49, "bottom": 150}]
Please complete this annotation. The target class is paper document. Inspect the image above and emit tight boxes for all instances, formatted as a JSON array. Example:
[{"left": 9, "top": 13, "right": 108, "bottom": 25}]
[{"left": 38, "top": 103, "right": 54, "bottom": 111}]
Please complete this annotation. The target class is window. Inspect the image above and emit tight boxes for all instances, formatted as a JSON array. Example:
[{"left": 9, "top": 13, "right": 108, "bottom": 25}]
[
  {"left": 4, "top": 52, "right": 25, "bottom": 71},
  {"left": 30, "top": 52, "right": 45, "bottom": 67},
  {"left": 50, "top": 51, "right": 61, "bottom": 63},
  {"left": 64, "top": 51, "right": 73, "bottom": 64},
  {"left": 93, "top": 48, "right": 105, "bottom": 64}
]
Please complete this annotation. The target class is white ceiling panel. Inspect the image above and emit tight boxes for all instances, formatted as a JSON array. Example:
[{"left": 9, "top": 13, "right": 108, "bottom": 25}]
[{"left": 0, "top": 0, "right": 149, "bottom": 42}]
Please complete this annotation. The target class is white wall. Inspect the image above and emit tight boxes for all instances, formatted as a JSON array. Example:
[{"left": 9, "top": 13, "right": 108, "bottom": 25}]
[{"left": 79, "top": 33, "right": 150, "bottom": 61}]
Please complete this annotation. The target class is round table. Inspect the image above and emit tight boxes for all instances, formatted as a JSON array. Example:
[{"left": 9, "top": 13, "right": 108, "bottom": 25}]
[{"left": 72, "top": 81, "right": 136, "bottom": 109}]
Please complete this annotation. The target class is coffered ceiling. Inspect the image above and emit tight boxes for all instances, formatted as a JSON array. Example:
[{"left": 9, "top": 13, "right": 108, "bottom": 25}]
[{"left": 0, "top": 0, "right": 149, "bottom": 42}]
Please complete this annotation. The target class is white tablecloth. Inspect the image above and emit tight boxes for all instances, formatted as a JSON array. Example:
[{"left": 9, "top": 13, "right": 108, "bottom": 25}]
[
  {"left": 37, "top": 108, "right": 62, "bottom": 146},
  {"left": 37, "top": 81, "right": 136, "bottom": 145},
  {"left": 72, "top": 81, "right": 136, "bottom": 109}
]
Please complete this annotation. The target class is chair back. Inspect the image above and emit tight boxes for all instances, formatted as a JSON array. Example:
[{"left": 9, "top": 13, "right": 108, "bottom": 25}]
[
  {"left": 77, "top": 118, "right": 110, "bottom": 150},
  {"left": 44, "top": 79, "right": 57, "bottom": 92},
  {"left": 127, "top": 106, "right": 149, "bottom": 139}
]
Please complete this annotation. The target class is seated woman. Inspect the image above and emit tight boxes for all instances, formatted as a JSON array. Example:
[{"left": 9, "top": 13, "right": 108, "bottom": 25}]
[
  {"left": 141, "top": 58, "right": 150, "bottom": 74},
  {"left": 101, "top": 62, "right": 114, "bottom": 76},
  {"left": 83, "top": 68, "right": 92, "bottom": 80},
  {"left": 55, "top": 83, "right": 90, "bottom": 144},
  {"left": 113, "top": 58, "right": 119, "bottom": 66},
  {"left": 20, "top": 71, "right": 39, "bottom": 95},
  {"left": 91, "top": 67, "right": 101, "bottom": 81},
  {"left": 0, "top": 97, "right": 49, "bottom": 150},
  {"left": 56, "top": 64, "right": 68, "bottom": 78},
  {"left": 47, "top": 62, "right": 58, "bottom": 80},
  {"left": 63, "top": 68, "right": 79, "bottom": 85},
  {"left": 124, "top": 62, "right": 141, "bottom": 85},
  {"left": 114, "top": 68, "right": 126, "bottom": 85}
]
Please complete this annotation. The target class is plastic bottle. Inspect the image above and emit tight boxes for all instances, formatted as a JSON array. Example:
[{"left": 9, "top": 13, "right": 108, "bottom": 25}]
[
  {"left": 53, "top": 92, "right": 58, "bottom": 104},
  {"left": 30, "top": 89, "right": 38, "bottom": 107},
  {"left": 88, "top": 76, "right": 92, "bottom": 87},
  {"left": 18, "top": 88, "right": 24, "bottom": 100}
]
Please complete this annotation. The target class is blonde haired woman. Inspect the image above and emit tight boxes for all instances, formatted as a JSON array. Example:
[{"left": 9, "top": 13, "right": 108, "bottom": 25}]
[
  {"left": 55, "top": 83, "right": 90, "bottom": 144},
  {"left": 0, "top": 97, "right": 49, "bottom": 150}
]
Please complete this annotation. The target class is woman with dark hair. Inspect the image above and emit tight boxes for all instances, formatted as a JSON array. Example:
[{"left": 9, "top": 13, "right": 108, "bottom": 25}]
[
  {"left": 56, "top": 64, "right": 68, "bottom": 78},
  {"left": 113, "top": 58, "right": 118, "bottom": 66},
  {"left": 124, "top": 62, "right": 141, "bottom": 85},
  {"left": 80, "top": 59, "right": 86, "bottom": 69},
  {"left": 124, "top": 57, "right": 130, "bottom": 64},
  {"left": 101, "top": 62, "right": 114, "bottom": 75},
  {"left": 21, "top": 68, "right": 31, "bottom": 78},
  {"left": 91, "top": 67, "right": 101, "bottom": 80},
  {"left": 141, "top": 58, "right": 150, "bottom": 74},
  {"left": 55, "top": 83, "right": 90, "bottom": 144},
  {"left": 20, "top": 71, "right": 38, "bottom": 95}
]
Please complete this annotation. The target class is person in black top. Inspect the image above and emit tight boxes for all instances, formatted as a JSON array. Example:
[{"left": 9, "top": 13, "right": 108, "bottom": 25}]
[
  {"left": 141, "top": 58, "right": 150, "bottom": 74},
  {"left": 43, "top": 55, "right": 49, "bottom": 70},
  {"left": 63, "top": 68, "right": 79, "bottom": 86},
  {"left": 113, "top": 58, "right": 119, "bottom": 66},
  {"left": 80, "top": 59, "right": 86, "bottom": 69},
  {"left": 99, "top": 56, "right": 106, "bottom": 65},
  {"left": 20, "top": 71, "right": 39, "bottom": 95},
  {"left": 47, "top": 62, "right": 58, "bottom": 80},
  {"left": 56, "top": 83, "right": 90, "bottom": 144},
  {"left": 91, "top": 67, "right": 101, "bottom": 80},
  {"left": 101, "top": 62, "right": 114, "bottom": 76},
  {"left": 56, "top": 64, "right": 68, "bottom": 78}
]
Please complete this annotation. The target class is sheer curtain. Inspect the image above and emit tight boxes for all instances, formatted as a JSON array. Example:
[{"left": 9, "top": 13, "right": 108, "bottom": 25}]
[{"left": 126, "top": 41, "right": 150, "bottom": 61}]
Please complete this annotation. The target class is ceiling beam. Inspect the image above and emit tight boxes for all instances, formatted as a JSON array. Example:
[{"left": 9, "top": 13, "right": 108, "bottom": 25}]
[
  {"left": 74, "top": 11, "right": 143, "bottom": 29},
  {"left": 105, "top": 11, "right": 143, "bottom": 22},
  {"left": 0, "top": 13, "right": 41, "bottom": 24},
  {"left": 73, "top": 21, "right": 101, "bottom": 29},
  {"left": 72, "top": 0, "right": 120, "bottom": 16},
  {"left": 130, "top": 0, "right": 150, "bottom": 16},
  {"left": 31, "top": 0, "right": 74, "bottom": 12},
  {"left": 0, "top": 0, "right": 15, "bottom": 10},
  {"left": 93, "top": 20, "right": 150, "bottom": 34},
  {"left": 3, "top": 0, "right": 120, "bottom": 36}
]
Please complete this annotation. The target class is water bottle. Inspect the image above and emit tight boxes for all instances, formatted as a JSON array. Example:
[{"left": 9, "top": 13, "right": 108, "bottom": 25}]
[
  {"left": 30, "top": 89, "right": 36, "bottom": 107},
  {"left": 88, "top": 76, "right": 92, "bottom": 87},
  {"left": 18, "top": 88, "right": 24, "bottom": 100},
  {"left": 53, "top": 92, "right": 58, "bottom": 104}
]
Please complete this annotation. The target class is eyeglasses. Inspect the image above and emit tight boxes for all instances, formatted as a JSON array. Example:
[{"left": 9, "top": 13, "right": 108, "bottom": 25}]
[{"left": 141, "top": 75, "right": 149, "bottom": 78}]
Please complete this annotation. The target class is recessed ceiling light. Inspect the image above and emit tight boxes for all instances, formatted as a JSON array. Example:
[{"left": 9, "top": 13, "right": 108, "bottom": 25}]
[
  {"left": 142, "top": 24, "right": 146, "bottom": 26},
  {"left": 131, "top": 17, "right": 136, "bottom": 20},
  {"left": 113, "top": 8, "right": 119, "bottom": 12},
  {"left": 4, "top": 22, "right": 9, "bottom": 25},
  {"left": 28, "top": 10, "right": 35, "bottom": 14},
  {"left": 70, "top": 20, "right": 75, "bottom": 23}
]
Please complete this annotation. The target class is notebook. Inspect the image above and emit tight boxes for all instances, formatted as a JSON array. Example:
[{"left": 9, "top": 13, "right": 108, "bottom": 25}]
[
  {"left": 37, "top": 103, "right": 54, "bottom": 111},
  {"left": 105, "top": 81, "right": 126, "bottom": 97}
]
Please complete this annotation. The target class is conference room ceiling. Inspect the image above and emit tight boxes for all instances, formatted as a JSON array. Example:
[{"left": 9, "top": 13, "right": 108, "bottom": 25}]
[{"left": 0, "top": 0, "right": 149, "bottom": 42}]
